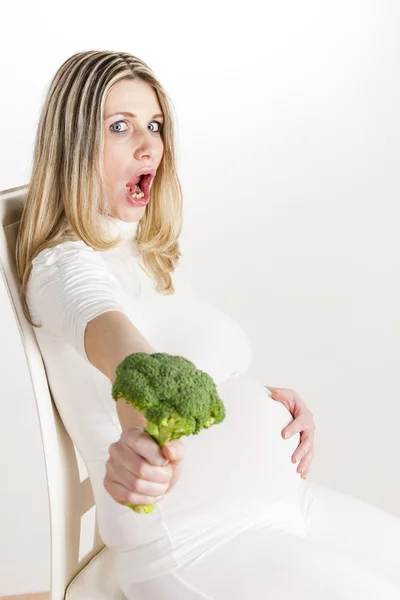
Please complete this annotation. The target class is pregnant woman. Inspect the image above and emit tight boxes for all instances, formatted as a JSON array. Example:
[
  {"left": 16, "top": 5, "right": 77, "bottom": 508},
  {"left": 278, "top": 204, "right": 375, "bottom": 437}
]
[{"left": 17, "top": 50, "right": 400, "bottom": 598}]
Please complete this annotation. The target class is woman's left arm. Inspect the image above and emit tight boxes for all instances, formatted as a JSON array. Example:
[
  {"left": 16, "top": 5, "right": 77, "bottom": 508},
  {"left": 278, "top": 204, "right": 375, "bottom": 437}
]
[{"left": 265, "top": 386, "right": 315, "bottom": 480}]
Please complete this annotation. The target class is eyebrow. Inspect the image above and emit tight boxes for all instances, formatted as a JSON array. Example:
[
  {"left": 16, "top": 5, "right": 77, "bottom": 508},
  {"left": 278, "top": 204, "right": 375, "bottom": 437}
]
[{"left": 104, "top": 111, "right": 164, "bottom": 120}]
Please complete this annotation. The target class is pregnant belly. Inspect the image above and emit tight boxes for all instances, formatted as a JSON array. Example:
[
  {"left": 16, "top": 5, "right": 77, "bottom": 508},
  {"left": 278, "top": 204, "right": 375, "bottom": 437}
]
[
  {"left": 159, "top": 373, "right": 303, "bottom": 542},
  {"left": 112, "top": 373, "right": 306, "bottom": 585}
]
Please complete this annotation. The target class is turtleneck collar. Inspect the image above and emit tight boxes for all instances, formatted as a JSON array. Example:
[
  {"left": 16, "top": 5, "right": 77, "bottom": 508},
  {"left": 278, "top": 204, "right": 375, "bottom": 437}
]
[
  {"left": 102, "top": 214, "right": 139, "bottom": 237},
  {"left": 98, "top": 213, "right": 140, "bottom": 256},
  {"left": 98, "top": 212, "right": 138, "bottom": 238}
]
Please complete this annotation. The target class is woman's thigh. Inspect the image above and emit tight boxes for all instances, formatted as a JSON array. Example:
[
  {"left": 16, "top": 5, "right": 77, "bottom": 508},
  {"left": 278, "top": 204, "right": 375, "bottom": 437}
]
[
  {"left": 299, "top": 479, "right": 400, "bottom": 586},
  {"left": 123, "top": 525, "right": 400, "bottom": 600}
]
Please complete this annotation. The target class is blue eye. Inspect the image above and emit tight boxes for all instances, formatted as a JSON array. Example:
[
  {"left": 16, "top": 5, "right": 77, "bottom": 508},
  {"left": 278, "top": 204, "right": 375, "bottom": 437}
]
[
  {"left": 110, "top": 120, "right": 163, "bottom": 134},
  {"left": 110, "top": 120, "right": 128, "bottom": 133}
]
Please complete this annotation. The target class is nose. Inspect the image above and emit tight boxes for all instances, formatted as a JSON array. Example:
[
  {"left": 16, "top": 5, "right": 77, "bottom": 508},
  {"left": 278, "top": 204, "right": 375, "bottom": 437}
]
[{"left": 133, "top": 127, "right": 159, "bottom": 159}]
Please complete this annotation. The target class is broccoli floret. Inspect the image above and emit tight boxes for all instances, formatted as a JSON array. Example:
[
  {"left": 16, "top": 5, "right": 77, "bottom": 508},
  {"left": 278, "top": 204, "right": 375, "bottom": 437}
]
[{"left": 111, "top": 352, "right": 226, "bottom": 514}]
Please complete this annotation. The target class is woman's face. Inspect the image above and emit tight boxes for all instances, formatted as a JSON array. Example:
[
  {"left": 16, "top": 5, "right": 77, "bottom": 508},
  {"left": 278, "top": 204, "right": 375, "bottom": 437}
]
[{"left": 103, "top": 79, "right": 164, "bottom": 222}]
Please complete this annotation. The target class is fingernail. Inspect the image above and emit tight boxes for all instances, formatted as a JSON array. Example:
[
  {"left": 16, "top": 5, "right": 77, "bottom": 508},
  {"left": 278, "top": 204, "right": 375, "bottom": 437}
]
[{"left": 284, "top": 431, "right": 290, "bottom": 439}]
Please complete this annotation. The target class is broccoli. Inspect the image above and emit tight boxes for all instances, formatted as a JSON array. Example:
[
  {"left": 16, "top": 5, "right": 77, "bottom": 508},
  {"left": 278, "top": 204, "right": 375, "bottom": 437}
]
[{"left": 111, "top": 352, "right": 226, "bottom": 514}]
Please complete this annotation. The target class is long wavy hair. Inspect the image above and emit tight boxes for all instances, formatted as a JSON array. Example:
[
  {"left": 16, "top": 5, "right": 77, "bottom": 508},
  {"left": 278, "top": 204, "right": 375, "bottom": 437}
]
[{"left": 16, "top": 50, "right": 183, "bottom": 328}]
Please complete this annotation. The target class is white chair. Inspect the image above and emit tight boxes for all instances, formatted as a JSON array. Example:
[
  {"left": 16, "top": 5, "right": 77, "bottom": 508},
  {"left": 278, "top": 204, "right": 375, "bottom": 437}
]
[{"left": 0, "top": 185, "right": 126, "bottom": 600}]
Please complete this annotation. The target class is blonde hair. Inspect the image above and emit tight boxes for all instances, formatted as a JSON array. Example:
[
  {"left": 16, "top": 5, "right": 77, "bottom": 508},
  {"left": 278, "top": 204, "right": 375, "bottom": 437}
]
[{"left": 16, "top": 50, "right": 183, "bottom": 328}]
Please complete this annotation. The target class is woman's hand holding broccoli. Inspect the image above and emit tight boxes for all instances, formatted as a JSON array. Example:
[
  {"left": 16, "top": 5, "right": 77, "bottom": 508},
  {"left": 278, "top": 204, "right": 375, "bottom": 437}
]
[
  {"left": 109, "top": 352, "right": 226, "bottom": 514},
  {"left": 104, "top": 426, "right": 184, "bottom": 509}
]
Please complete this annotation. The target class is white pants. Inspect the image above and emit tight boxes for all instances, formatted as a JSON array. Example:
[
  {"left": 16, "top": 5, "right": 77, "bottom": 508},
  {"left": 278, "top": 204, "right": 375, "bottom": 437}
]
[
  {"left": 121, "top": 482, "right": 400, "bottom": 599},
  {"left": 112, "top": 375, "right": 400, "bottom": 598}
]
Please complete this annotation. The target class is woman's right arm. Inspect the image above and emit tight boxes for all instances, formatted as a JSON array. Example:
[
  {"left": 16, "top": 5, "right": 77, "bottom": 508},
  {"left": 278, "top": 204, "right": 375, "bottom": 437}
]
[
  {"left": 85, "top": 309, "right": 156, "bottom": 429},
  {"left": 84, "top": 310, "right": 184, "bottom": 507}
]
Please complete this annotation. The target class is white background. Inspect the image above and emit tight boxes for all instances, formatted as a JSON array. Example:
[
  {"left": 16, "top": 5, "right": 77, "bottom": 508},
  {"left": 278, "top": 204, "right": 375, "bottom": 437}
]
[{"left": 0, "top": 0, "right": 399, "bottom": 595}]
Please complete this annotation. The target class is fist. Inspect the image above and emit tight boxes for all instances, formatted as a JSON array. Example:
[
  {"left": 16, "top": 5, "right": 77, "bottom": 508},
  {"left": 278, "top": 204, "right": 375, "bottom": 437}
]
[{"left": 104, "top": 426, "right": 184, "bottom": 508}]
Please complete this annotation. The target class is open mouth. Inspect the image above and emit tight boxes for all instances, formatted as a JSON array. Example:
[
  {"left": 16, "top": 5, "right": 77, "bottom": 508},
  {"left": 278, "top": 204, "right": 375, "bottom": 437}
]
[
  {"left": 127, "top": 173, "right": 153, "bottom": 202},
  {"left": 129, "top": 173, "right": 152, "bottom": 197}
]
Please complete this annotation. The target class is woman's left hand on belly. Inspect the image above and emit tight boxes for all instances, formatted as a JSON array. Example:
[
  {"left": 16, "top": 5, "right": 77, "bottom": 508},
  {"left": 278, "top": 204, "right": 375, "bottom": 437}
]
[{"left": 265, "top": 386, "right": 315, "bottom": 480}]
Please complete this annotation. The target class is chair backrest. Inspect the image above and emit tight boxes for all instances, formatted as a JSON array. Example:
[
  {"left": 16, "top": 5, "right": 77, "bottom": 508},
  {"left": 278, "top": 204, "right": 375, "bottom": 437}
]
[{"left": 0, "top": 185, "right": 105, "bottom": 600}]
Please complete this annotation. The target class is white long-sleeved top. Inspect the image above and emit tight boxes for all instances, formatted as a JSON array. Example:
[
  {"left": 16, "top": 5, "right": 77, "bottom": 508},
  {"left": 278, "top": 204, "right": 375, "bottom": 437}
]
[{"left": 26, "top": 215, "right": 272, "bottom": 574}]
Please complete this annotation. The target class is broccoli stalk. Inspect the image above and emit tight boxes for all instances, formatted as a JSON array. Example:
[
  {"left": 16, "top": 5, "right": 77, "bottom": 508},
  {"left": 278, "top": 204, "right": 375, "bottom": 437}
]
[{"left": 111, "top": 352, "right": 226, "bottom": 515}]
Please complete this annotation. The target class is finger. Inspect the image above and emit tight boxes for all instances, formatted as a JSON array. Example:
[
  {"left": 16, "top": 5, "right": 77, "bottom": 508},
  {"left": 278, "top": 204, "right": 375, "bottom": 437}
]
[
  {"left": 162, "top": 439, "right": 185, "bottom": 463},
  {"left": 109, "top": 443, "right": 172, "bottom": 484},
  {"left": 271, "top": 388, "right": 296, "bottom": 411},
  {"left": 131, "top": 475, "right": 170, "bottom": 498},
  {"left": 273, "top": 389, "right": 311, "bottom": 418},
  {"left": 265, "top": 385, "right": 279, "bottom": 396},
  {"left": 107, "top": 459, "right": 171, "bottom": 497},
  {"left": 124, "top": 429, "right": 170, "bottom": 467},
  {"left": 301, "top": 467, "right": 310, "bottom": 480},
  {"left": 291, "top": 437, "right": 313, "bottom": 464},
  {"left": 167, "top": 460, "right": 184, "bottom": 492},
  {"left": 282, "top": 416, "right": 309, "bottom": 439},
  {"left": 272, "top": 387, "right": 304, "bottom": 405},
  {"left": 272, "top": 392, "right": 293, "bottom": 413},
  {"left": 103, "top": 478, "right": 163, "bottom": 507},
  {"left": 297, "top": 451, "right": 313, "bottom": 475},
  {"left": 282, "top": 419, "right": 314, "bottom": 439}
]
